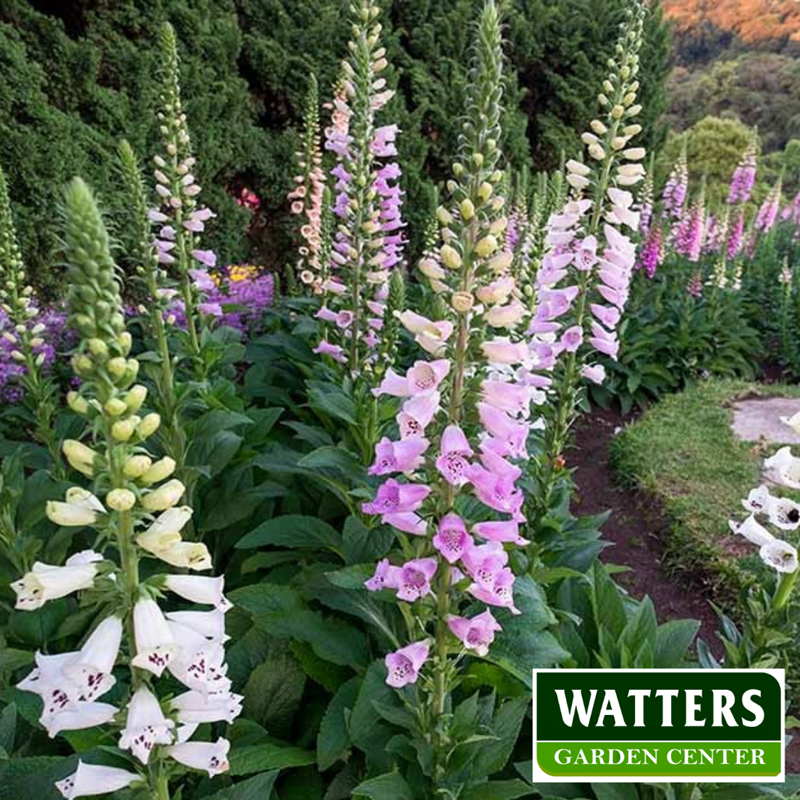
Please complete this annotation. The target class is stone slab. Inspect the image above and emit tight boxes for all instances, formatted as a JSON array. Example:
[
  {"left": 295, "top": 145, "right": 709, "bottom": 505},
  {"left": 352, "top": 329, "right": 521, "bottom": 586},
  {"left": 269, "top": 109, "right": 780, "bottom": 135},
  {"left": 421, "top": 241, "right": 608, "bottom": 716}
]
[{"left": 730, "top": 396, "right": 800, "bottom": 445}]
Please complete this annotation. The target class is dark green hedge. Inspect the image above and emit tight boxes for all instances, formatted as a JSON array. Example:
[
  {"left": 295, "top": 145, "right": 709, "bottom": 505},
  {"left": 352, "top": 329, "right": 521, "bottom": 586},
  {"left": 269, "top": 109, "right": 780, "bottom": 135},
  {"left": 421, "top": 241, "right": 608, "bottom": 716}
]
[{"left": 0, "top": 0, "right": 669, "bottom": 293}]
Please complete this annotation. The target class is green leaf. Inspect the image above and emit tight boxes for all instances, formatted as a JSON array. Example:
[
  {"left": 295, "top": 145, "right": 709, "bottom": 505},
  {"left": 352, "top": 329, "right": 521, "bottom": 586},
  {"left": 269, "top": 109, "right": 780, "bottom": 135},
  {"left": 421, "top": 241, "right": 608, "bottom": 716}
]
[
  {"left": 0, "top": 704, "right": 16, "bottom": 754},
  {"left": 0, "top": 755, "right": 74, "bottom": 798},
  {"left": 242, "top": 642, "right": 306, "bottom": 738},
  {"left": 298, "top": 446, "right": 365, "bottom": 485},
  {"left": 342, "top": 516, "right": 394, "bottom": 564},
  {"left": 228, "top": 583, "right": 304, "bottom": 617},
  {"left": 202, "top": 771, "right": 280, "bottom": 800},
  {"left": 307, "top": 384, "right": 357, "bottom": 425},
  {"left": 282, "top": 421, "right": 334, "bottom": 449},
  {"left": 236, "top": 515, "right": 341, "bottom": 552},
  {"left": 654, "top": 618, "right": 700, "bottom": 667},
  {"left": 0, "top": 649, "right": 33, "bottom": 676},
  {"left": 202, "top": 483, "right": 287, "bottom": 532},
  {"left": 186, "top": 430, "right": 243, "bottom": 478},
  {"left": 461, "top": 779, "right": 535, "bottom": 800},
  {"left": 352, "top": 772, "right": 415, "bottom": 800},
  {"left": 470, "top": 696, "right": 529, "bottom": 778},
  {"left": 317, "top": 676, "right": 361, "bottom": 770},
  {"left": 228, "top": 741, "right": 315, "bottom": 776},
  {"left": 592, "top": 785, "right": 640, "bottom": 800},
  {"left": 290, "top": 641, "right": 350, "bottom": 693},
  {"left": 349, "top": 661, "right": 399, "bottom": 773},
  {"left": 258, "top": 609, "right": 369, "bottom": 669}
]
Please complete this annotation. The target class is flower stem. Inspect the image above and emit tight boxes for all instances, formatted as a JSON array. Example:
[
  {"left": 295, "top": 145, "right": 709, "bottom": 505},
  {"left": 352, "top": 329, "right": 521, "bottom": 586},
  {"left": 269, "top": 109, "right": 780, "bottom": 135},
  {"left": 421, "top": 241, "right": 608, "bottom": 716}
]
[{"left": 773, "top": 570, "right": 798, "bottom": 612}]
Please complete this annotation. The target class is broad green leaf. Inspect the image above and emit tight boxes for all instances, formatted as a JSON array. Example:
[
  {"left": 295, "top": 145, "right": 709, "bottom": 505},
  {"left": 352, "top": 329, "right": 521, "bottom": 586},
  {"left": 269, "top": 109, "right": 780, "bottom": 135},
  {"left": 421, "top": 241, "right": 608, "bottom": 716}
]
[
  {"left": 203, "top": 770, "right": 280, "bottom": 800},
  {"left": 343, "top": 516, "right": 394, "bottom": 564},
  {"left": 317, "top": 676, "right": 361, "bottom": 770},
  {"left": 228, "top": 741, "right": 315, "bottom": 776},
  {"left": 592, "top": 785, "right": 640, "bottom": 800},
  {"left": 236, "top": 515, "right": 341, "bottom": 553},
  {"left": 654, "top": 618, "right": 700, "bottom": 667},
  {"left": 228, "top": 583, "right": 305, "bottom": 617},
  {"left": 461, "top": 779, "right": 535, "bottom": 800},
  {"left": 0, "top": 704, "right": 16, "bottom": 754},
  {"left": 307, "top": 384, "right": 357, "bottom": 425},
  {"left": 352, "top": 772, "right": 415, "bottom": 800}
]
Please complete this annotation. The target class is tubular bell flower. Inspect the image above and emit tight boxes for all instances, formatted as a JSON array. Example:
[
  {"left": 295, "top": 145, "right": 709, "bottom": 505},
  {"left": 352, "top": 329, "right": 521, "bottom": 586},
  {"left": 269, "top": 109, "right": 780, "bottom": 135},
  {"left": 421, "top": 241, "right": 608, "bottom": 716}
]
[
  {"left": 13, "top": 177, "right": 237, "bottom": 798},
  {"left": 727, "top": 138, "right": 758, "bottom": 205}
]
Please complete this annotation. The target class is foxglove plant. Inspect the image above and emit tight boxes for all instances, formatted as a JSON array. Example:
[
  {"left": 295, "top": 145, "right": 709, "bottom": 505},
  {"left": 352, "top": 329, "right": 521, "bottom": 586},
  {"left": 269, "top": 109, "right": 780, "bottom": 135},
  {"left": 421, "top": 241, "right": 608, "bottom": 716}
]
[
  {"left": 313, "top": 0, "right": 404, "bottom": 381},
  {"left": 661, "top": 140, "right": 688, "bottom": 221},
  {"left": 117, "top": 140, "right": 185, "bottom": 467},
  {"left": 361, "top": 1, "right": 529, "bottom": 787},
  {"left": 727, "top": 138, "right": 758, "bottom": 205},
  {"left": 0, "top": 165, "right": 63, "bottom": 471},
  {"left": 535, "top": 3, "right": 647, "bottom": 512},
  {"left": 289, "top": 74, "right": 327, "bottom": 294},
  {"left": 152, "top": 22, "right": 218, "bottom": 372},
  {"left": 706, "top": 412, "right": 800, "bottom": 670},
  {"left": 11, "top": 179, "right": 239, "bottom": 800}
]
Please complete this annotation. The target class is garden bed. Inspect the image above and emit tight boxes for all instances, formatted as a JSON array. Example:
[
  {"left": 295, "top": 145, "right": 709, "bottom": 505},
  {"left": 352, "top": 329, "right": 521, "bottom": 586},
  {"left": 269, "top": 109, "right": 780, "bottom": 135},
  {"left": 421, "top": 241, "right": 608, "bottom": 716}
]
[{"left": 610, "top": 379, "right": 800, "bottom": 602}]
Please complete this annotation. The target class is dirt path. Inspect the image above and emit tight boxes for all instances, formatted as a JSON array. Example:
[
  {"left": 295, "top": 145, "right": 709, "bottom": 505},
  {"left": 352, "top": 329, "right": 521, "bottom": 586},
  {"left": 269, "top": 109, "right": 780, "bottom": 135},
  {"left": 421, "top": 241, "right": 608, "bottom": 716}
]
[
  {"left": 570, "top": 405, "right": 800, "bottom": 772},
  {"left": 570, "top": 407, "right": 723, "bottom": 653}
]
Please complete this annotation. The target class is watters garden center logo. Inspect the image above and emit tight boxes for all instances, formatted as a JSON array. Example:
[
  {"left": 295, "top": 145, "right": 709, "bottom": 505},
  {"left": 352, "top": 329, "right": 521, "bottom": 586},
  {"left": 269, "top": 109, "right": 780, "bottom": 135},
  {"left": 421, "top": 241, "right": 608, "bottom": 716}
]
[{"left": 532, "top": 669, "right": 785, "bottom": 783}]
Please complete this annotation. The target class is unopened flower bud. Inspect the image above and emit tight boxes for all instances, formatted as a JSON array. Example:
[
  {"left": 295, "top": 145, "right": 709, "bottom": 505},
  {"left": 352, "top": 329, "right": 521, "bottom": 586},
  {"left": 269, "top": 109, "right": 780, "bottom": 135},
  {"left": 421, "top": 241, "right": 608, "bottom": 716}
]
[
  {"left": 111, "top": 418, "right": 137, "bottom": 442},
  {"left": 106, "top": 488, "right": 136, "bottom": 512},
  {"left": 141, "top": 456, "right": 177, "bottom": 486},
  {"left": 142, "top": 479, "right": 185, "bottom": 511},
  {"left": 475, "top": 235, "right": 499, "bottom": 258},
  {"left": 436, "top": 207, "right": 453, "bottom": 226},
  {"left": 138, "top": 413, "right": 161, "bottom": 438},
  {"left": 589, "top": 143, "right": 606, "bottom": 161},
  {"left": 460, "top": 199, "right": 475, "bottom": 220},
  {"left": 63, "top": 439, "right": 96, "bottom": 477},
  {"left": 126, "top": 384, "right": 148, "bottom": 413},
  {"left": 478, "top": 182, "right": 494, "bottom": 201},
  {"left": 67, "top": 392, "right": 89, "bottom": 415},
  {"left": 451, "top": 291, "right": 474, "bottom": 313},
  {"left": 124, "top": 455, "right": 153, "bottom": 479},
  {"left": 107, "top": 357, "right": 127, "bottom": 378},
  {"left": 104, "top": 398, "right": 128, "bottom": 417},
  {"left": 440, "top": 244, "right": 462, "bottom": 270}
]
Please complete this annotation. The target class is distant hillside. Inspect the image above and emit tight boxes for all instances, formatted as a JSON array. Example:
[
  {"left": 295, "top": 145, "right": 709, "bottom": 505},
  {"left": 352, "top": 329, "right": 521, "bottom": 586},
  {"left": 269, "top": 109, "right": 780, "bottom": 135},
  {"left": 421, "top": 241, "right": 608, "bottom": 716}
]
[
  {"left": 662, "top": 0, "right": 800, "bottom": 151},
  {"left": 664, "top": 0, "right": 800, "bottom": 63}
]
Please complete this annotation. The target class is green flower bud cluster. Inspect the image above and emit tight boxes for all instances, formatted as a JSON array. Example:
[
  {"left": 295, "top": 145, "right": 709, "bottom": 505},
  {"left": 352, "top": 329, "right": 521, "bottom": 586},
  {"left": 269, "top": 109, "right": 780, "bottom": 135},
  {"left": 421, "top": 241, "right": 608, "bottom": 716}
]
[
  {"left": 64, "top": 179, "right": 134, "bottom": 384},
  {"left": 429, "top": 0, "right": 511, "bottom": 308}
]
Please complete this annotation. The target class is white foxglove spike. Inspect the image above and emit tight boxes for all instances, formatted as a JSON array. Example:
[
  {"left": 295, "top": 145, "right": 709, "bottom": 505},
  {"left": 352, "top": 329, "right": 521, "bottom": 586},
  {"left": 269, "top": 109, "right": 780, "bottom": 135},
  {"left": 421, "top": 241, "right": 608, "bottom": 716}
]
[
  {"left": 166, "top": 737, "right": 230, "bottom": 777},
  {"left": 43, "top": 700, "right": 118, "bottom": 738},
  {"left": 166, "top": 622, "right": 230, "bottom": 694},
  {"left": 171, "top": 689, "right": 243, "bottom": 725},
  {"left": 166, "top": 609, "right": 229, "bottom": 643},
  {"left": 119, "top": 685, "right": 175, "bottom": 764},
  {"left": 11, "top": 555, "right": 101, "bottom": 610},
  {"left": 164, "top": 574, "right": 230, "bottom": 610},
  {"left": 152, "top": 540, "right": 212, "bottom": 571},
  {"left": 131, "top": 598, "right": 176, "bottom": 676},
  {"left": 56, "top": 761, "right": 139, "bottom": 799}
]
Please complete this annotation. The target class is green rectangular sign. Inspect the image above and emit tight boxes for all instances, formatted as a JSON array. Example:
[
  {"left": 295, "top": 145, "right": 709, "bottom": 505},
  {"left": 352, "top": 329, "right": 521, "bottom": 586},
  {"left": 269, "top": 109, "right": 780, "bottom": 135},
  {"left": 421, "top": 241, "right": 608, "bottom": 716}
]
[{"left": 532, "top": 669, "right": 785, "bottom": 783}]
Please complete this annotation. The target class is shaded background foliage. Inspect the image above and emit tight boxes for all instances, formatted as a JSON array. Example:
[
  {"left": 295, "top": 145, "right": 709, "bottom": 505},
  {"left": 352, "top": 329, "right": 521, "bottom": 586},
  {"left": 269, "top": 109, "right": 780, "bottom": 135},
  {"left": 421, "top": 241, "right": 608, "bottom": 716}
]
[{"left": 0, "top": 0, "right": 670, "bottom": 294}]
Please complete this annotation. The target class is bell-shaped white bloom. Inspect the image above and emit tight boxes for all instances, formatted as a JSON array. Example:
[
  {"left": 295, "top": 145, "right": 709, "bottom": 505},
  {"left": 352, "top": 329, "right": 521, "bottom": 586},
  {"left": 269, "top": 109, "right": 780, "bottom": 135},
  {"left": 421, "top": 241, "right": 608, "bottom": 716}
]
[
  {"left": 766, "top": 495, "right": 800, "bottom": 531},
  {"left": 742, "top": 485, "right": 771, "bottom": 514},
  {"left": 166, "top": 609, "right": 229, "bottom": 643},
  {"left": 171, "top": 689, "right": 244, "bottom": 725},
  {"left": 167, "top": 621, "right": 230, "bottom": 694},
  {"left": 140, "top": 506, "right": 193, "bottom": 542},
  {"left": 141, "top": 479, "right": 185, "bottom": 511},
  {"left": 44, "top": 700, "right": 118, "bottom": 738},
  {"left": 19, "top": 615, "right": 122, "bottom": 717},
  {"left": 760, "top": 539, "right": 799, "bottom": 573},
  {"left": 46, "top": 488, "right": 105, "bottom": 526},
  {"left": 119, "top": 685, "right": 175, "bottom": 764},
  {"left": 56, "top": 761, "right": 139, "bottom": 799},
  {"left": 164, "top": 575, "right": 231, "bottom": 611},
  {"left": 131, "top": 598, "right": 176, "bottom": 676},
  {"left": 154, "top": 540, "right": 212, "bottom": 571},
  {"left": 62, "top": 615, "right": 123, "bottom": 701},
  {"left": 781, "top": 410, "right": 800, "bottom": 435},
  {"left": 764, "top": 447, "right": 800, "bottom": 489},
  {"left": 729, "top": 515, "right": 774, "bottom": 546},
  {"left": 166, "top": 737, "right": 230, "bottom": 777},
  {"left": 11, "top": 551, "right": 103, "bottom": 610}
]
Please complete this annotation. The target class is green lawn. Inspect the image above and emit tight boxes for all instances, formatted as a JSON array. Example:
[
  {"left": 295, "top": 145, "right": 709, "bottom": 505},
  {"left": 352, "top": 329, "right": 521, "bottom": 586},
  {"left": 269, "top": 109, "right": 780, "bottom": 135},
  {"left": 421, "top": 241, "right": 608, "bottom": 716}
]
[{"left": 611, "top": 379, "right": 800, "bottom": 602}]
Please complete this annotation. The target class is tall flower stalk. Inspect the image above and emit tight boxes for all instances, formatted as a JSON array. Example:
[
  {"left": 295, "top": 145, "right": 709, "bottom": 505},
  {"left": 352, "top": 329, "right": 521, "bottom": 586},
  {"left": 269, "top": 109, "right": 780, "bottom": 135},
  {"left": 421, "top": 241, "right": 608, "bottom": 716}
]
[
  {"left": 314, "top": 0, "right": 404, "bottom": 383},
  {"left": 535, "top": 3, "right": 646, "bottom": 517},
  {"left": 118, "top": 140, "right": 185, "bottom": 468},
  {"left": 289, "top": 74, "right": 327, "bottom": 294},
  {"left": 152, "top": 22, "right": 217, "bottom": 375},
  {"left": 11, "top": 179, "right": 239, "bottom": 800},
  {"left": 0, "top": 165, "right": 63, "bottom": 474},
  {"left": 362, "top": 2, "right": 529, "bottom": 789}
]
